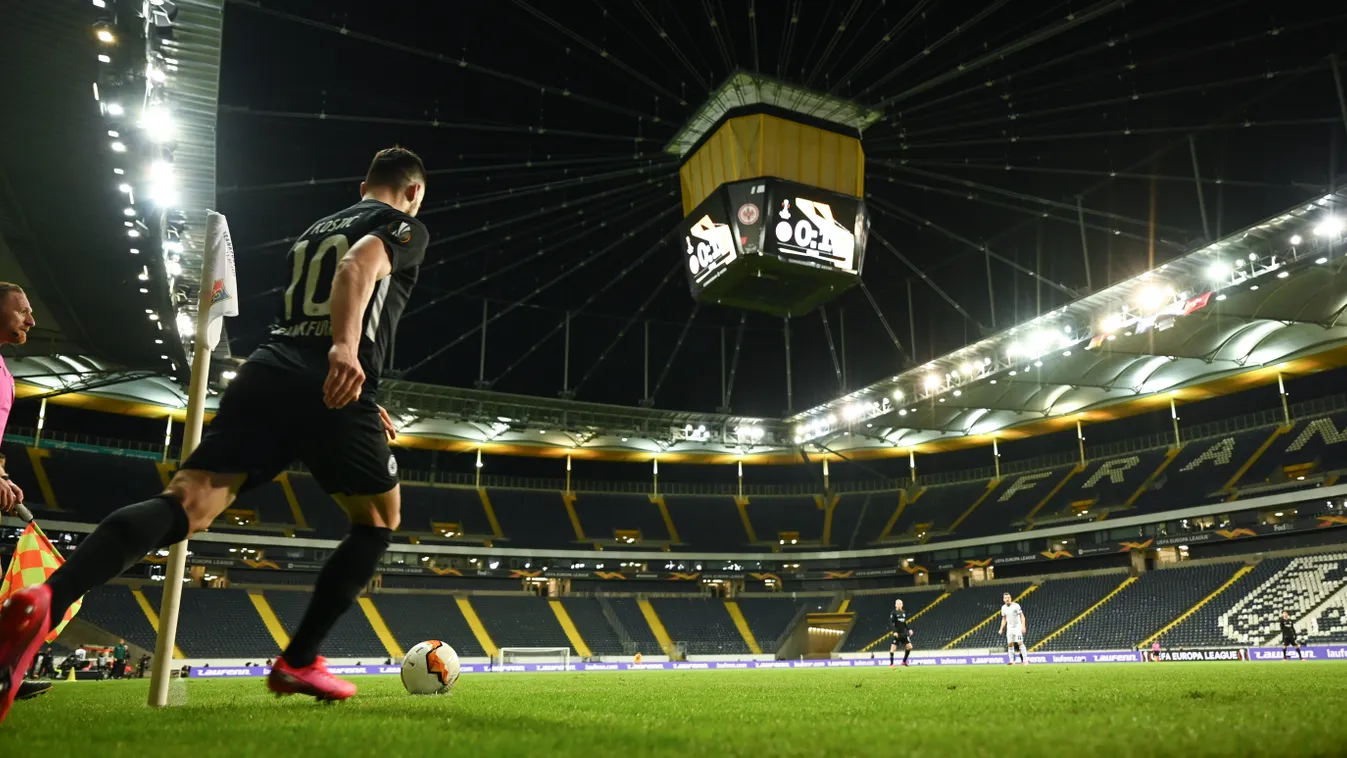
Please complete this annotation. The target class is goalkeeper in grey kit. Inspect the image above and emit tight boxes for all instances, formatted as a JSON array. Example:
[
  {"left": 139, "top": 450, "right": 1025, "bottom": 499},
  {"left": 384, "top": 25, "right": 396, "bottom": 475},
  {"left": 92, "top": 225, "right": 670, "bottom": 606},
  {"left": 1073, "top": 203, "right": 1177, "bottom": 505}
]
[{"left": 890, "top": 599, "right": 913, "bottom": 668}]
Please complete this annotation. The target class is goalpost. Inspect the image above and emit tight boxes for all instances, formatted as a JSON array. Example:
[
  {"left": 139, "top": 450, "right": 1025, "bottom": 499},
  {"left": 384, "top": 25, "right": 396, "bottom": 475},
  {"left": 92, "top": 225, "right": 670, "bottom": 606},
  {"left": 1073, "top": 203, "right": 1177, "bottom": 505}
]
[{"left": 495, "top": 647, "right": 572, "bottom": 670}]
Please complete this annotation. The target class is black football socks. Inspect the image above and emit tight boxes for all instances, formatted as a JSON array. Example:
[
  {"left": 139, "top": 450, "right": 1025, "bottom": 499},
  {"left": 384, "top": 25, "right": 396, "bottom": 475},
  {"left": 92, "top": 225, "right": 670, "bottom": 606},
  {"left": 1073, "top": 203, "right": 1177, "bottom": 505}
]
[
  {"left": 283, "top": 524, "right": 391, "bottom": 668},
  {"left": 903, "top": 648, "right": 911, "bottom": 664},
  {"left": 45, "top": 495, "right": 190, "bottom": 621},
  {"left": 889, "top": 651, "right": 894, "bottom": 665}
]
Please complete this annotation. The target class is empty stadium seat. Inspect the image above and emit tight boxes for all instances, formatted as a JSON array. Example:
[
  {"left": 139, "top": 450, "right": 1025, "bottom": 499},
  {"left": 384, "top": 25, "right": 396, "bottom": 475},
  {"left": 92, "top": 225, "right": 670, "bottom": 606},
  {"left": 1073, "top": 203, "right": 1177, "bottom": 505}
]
[
  {"left": 42, "top": 449, "right": 162, "bottom": 522},
  {"left": 887, "top": 481, "right": 990, "bottom": 541},
  {"left": 560, "top": 597, "right": 626, "bottom": 655},
  {"left": 1040, "top": 563, "right": 1239, "bottom": 651},
  {"left": 605, "top": 598, "right": 665, "bottom": 655},
  {"left": 265, "top": 589, "right": 387, "bottom": 659},
  {"left": 827, "top": 494, "right": 868, "bottom": 548},
  {"left": 572, "top": 493, "right": 669, "bottom": 544},
  {"left": 1131, "top": 428, "right": 1273, "bottom": 513},
  {"left": 399, "top": 484, "right": 494, "bottom": 539},
  {"left": 1237, "top": 414, "right": 1347, "bottom": 488},
  {"left": 1019, "top": 573, "right": 1128, "bottom": 646},
  {"left": 1033, "top": 449, "right": 1170, "bottom": 523},
  {"left": 663, "top": 496, "right": 751, "bottom": 551},
  {"left": 372, "top": 593, "right": 487, "bottom": 658},
  {"left": 147, "top": 588, "right": 278, "bottom": 658},
  {"left": 920, "top": 582, "right": 1035, "bottom": 649},
  {"left": 744, "top": 496, "right": 823, "bottom": 544},
  {"left": 957, "top": 468, "right": 1074, "bottom": 537},
  {"left": 1159, "top": 557, "right": 1294, "bottom": 648},
  {"left": 735, "top": 596, "right": 828, "bottom": 653},
  {"left": 839, "top": 589, "right": 945, "bottom": 652},
  {"left": 650, "top": 598, "right": 749, "bottom": 655},
  {"left": 488, "top": 489, "right": 576, "bottom": 549},
  {"left": 73, "top": 585, "right": 158, "bottom": 653},
  {"left": 470, "top": 595, "right": 576, "bottom": 654},
  {"left": 1216, "top": 552, "right": 1347, "bottom": 644}
]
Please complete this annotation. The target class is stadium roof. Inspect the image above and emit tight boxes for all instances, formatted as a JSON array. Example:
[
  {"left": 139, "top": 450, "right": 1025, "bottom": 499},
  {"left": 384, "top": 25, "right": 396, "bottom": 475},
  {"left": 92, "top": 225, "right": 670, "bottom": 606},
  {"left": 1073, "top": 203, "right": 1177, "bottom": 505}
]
[
  {"left": 12, "top": 188, "right": 1347, "bottom": 462},
  {"left": 7, "top": 2, "right": 1347, "bottom": 462}
]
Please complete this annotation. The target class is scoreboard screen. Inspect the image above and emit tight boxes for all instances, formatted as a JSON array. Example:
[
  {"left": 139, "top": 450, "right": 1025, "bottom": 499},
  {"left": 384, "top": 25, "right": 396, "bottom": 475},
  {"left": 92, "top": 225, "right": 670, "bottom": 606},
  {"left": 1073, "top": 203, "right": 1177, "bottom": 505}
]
[
  {"left": 763, "top": 179, "right": 867, "bottom": 275},
  {"left": 679, "top": 177, "right": 868, "bottom": 316}
]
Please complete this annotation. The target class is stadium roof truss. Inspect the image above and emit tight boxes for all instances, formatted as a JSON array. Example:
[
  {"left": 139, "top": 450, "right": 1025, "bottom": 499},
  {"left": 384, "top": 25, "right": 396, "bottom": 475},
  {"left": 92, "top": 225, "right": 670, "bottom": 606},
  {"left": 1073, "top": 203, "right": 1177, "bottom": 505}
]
[
  {"left": 792, "top": 188, "right": 1347, "bottom": 454},
  {"left": 10, "top": 188, "right": 1347, "bottom": 462}
]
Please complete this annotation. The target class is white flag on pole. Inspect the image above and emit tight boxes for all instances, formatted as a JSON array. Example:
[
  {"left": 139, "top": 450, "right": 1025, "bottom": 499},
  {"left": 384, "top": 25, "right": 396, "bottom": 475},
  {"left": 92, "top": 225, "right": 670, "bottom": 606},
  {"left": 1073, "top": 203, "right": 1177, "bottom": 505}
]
[{"left": 203, "top": 210, "right": 239, "bottom": 351}]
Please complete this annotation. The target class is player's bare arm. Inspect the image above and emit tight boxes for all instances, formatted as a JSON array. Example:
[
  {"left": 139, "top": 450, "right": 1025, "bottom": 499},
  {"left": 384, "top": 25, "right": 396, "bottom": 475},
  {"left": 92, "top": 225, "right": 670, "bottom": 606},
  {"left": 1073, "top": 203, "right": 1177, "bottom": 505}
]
[{"left": 324, "top": 235, "right": 394, "bottom": 409}]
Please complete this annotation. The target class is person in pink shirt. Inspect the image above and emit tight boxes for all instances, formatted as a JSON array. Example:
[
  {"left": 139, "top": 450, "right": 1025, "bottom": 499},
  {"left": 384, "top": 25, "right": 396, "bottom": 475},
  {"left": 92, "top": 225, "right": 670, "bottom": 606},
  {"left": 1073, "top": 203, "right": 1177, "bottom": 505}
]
[
  {"left": 0, "top": 282, "right": 33, "bottom": 513},
  {"left": 0, "top": 281, "right": 47, "bottom": 704}
]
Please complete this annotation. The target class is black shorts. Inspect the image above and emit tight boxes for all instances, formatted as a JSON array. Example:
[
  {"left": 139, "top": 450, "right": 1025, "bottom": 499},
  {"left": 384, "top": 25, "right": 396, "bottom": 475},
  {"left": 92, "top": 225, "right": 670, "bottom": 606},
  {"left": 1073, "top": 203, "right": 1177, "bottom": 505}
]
[
  {"left": 892, "top": 635, "right": 910, "bottom": 647},
  {"left": 1282, "top": 634, "right": 1298, "bottom": 646},
  {"left": 180, "top": 361, "right": 398, "bottom": 496}
]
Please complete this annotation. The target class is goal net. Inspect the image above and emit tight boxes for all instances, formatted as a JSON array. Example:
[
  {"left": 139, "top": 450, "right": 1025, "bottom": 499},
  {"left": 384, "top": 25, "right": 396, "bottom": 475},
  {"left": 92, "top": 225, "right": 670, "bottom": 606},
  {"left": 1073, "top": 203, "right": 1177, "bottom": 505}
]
[{"left": 494, "top": 647, "right": 571, "bottom": 671}]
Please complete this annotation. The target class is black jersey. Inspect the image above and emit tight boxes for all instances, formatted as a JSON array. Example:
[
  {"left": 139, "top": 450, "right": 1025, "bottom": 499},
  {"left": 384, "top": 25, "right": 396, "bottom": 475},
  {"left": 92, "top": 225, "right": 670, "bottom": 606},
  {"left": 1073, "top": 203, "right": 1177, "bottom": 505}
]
[
  {"left": 1280, "top": 618, "right": 1297, "bottom": 638},
  {"left": 890, "top": 609, "right": 910, "bottom": 636},
  {"left": 249, "top": 199, "right": 429, "bottom": 394}
]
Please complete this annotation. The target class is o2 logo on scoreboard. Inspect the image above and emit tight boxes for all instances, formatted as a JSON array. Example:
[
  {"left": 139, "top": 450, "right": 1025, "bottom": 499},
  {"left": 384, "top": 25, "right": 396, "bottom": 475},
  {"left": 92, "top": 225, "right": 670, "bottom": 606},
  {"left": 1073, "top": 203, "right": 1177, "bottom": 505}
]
[
  {"left": 685, "top": 214, "right": 737, "bottom": 286},
  {"left": 772, "top": 198, "right": 857, "bottom": 272}
]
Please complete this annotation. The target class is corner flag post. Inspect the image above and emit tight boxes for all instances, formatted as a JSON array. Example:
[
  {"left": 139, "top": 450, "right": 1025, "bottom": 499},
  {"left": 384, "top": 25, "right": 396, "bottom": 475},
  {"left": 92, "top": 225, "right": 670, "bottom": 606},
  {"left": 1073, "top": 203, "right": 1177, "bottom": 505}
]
[{"left": 147, "top": 210, "right": 237, "bottom": 708}]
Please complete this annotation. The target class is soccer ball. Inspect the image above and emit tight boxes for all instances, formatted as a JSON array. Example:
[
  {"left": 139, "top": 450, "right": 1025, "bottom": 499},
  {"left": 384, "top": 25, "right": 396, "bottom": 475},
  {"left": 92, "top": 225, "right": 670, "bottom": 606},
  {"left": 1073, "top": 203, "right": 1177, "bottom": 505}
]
[{"left": 400, "top": 640, "right": 460, "bottom": 696}]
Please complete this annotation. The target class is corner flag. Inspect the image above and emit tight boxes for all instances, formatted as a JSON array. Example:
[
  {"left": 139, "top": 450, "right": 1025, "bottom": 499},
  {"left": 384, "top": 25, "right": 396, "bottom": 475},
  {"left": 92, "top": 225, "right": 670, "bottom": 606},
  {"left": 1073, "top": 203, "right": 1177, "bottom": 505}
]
[
  {"left": 203, "top": 210, "right": 239, "bottom": 351},
  {"left": 0, "top": 522, "right": 81, "bottom": 642}
]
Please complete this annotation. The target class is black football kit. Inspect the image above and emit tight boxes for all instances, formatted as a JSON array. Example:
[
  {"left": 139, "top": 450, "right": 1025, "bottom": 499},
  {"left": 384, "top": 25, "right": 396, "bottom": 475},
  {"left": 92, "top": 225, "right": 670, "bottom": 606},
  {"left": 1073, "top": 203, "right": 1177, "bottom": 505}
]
[{"left": 184, "top": 198, "right": 429, "bottom": 495}]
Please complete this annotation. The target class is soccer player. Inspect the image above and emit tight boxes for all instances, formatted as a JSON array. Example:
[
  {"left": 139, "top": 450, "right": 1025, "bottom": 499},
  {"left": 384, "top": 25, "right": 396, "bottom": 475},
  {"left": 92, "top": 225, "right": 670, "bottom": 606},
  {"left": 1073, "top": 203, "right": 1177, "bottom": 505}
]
[
  {"left": 1279, "top": 611, "right": 1303, "bottom": 660},
  {"left": 998, "top": 591, "right": 1028, "bottom": 665},
  {"left": 0, "top": 147, "right": 429, "bottom": 721},
  {"left": 889, "top": 599, "right": 913, "bottom": 668}
]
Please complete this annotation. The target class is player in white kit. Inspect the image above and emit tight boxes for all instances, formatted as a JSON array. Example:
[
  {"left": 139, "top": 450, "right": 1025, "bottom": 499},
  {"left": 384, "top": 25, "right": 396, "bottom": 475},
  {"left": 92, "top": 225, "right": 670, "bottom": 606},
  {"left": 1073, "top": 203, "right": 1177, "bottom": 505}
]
[{"left": 997, "top": 591, "right": 1028, "bottom": 665}]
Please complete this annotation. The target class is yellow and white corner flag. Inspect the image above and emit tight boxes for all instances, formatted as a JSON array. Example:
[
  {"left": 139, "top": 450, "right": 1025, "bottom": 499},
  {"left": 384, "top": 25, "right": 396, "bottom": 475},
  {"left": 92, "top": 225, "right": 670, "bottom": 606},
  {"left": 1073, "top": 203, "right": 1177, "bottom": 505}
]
[{"left": 204, "top": 210, "right": 239, "bottom": 351}]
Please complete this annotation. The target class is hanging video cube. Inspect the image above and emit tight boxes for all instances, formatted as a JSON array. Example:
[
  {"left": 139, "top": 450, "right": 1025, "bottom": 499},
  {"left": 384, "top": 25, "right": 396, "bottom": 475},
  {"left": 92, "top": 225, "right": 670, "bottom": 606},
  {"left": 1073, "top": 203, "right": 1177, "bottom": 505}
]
[{"left": 680, "top": 177, "right": 869, "bottom": 317}]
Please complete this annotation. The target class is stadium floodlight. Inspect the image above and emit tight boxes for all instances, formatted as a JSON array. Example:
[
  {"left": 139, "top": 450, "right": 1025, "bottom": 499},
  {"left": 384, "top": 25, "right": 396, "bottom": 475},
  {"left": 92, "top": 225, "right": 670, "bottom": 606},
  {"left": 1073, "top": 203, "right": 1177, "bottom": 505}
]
[
  {"left": 95, "top": 27, "right": 116, "bottom": 44},
  {"left": 148, "top": 181, "right": 180, "bottom": 208},
  {"left": 164, "top": 257, "right": 182, "bottom": 277},
  {"left": 1313, "top": 217, "right": 1343, "bottom": 238},
  {"left": 1135, "top": 285, "right": 1173, "bottom": 312},
  {"left": 1030, "top": 330, "right": 1056, "bottom": 354},
  {"left": 110, "top": 141, "right": 126, "bottom": 152},
  {"left": 1207, "top": 261, "right": 1229, "bottom": 279},
  {"left": 844, "top": 403, "right": 864, "bottom": 421},
  {"left": 106, "top": 102, "right": 124, "bottom": 116},
  {"left": 923, "top": 375, "right": 940, "bottom": 391},
  {"left": 1316, "top": 257, "right": 1328, "bottom": 265},
  {"left": 892, "top": 389, "right": 903, "bottom": 401},
  {"left": 123, "top": 207, "right": 136, "bottom": 216},
  {"left": 1006, "top": 342, "right": 1022, "bottom": 358},
  {"left": 140, "top": 105, "right": 176, "bottom": 143},
  {"left": 175, "top": 311, "right": 193, "bottom": 337},
  {"left": 1100, "top": 313, "right": 1124, "bottom": 333},
  {"left": 1290, "top": 234, "right": 1303, "bottom": 245}
]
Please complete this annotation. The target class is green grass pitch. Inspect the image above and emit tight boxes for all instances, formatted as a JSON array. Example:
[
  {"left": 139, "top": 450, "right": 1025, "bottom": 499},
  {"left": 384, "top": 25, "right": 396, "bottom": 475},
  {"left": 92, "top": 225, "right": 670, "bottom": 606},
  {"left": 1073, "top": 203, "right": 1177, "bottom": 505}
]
[{"left": 3, "top": 663, "right": 1345, "bottom": 757}]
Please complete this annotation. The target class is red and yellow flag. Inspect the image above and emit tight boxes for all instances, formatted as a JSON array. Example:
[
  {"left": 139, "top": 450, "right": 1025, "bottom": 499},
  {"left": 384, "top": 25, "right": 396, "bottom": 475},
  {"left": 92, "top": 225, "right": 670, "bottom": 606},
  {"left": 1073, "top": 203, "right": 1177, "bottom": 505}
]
[{"left": 0, "top": 522, "right": 81, "bottom": 642}]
